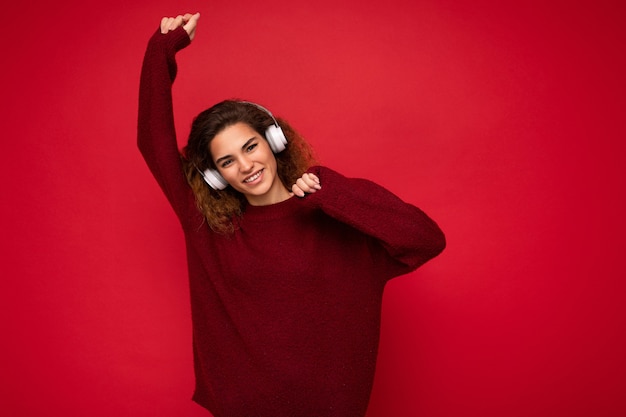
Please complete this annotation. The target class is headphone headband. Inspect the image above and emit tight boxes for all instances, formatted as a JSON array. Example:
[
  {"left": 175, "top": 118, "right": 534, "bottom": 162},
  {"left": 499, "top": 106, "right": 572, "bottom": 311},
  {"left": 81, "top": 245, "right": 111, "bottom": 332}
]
[{"left": 240, "top": 101, "right": 279, "bottom": 126}]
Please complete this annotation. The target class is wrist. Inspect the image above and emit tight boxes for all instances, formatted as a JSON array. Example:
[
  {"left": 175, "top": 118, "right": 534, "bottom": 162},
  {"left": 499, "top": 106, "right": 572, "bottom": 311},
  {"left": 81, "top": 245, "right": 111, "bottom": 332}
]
[
  {"left": 149, "top": 26, "right": 191, "bottom": 54},
  {"left": 168, "top": 26, "right": 192, "bottom": 52}
]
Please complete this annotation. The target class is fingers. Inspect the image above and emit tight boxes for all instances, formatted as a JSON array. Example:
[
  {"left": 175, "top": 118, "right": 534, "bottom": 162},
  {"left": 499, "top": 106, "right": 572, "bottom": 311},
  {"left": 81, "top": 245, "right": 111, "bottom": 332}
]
[
  {"left": 292, "top": 173, "right": 321, "bottom": 198},
  {"left": 159, "top": 17, "right": 171, "bottom": 34},
  {"left": 182, "top": 12, "right": 201, "bottom": 40},
  {"left": 160, "top": 15, "right": 183, "bottom": 34},
  {"left": 160, "top": 12, "right": 200, "bottom": 37}
]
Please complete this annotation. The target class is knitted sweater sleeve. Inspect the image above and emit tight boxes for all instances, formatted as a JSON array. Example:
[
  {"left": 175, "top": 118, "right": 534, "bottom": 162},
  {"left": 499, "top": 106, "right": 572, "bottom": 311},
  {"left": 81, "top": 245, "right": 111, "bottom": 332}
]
[
  {"left": 137, "top": 27, "right": 199, "bottom": 224},
  {"left": 305, "top": 166, "right": 446, "bottom": 277}
]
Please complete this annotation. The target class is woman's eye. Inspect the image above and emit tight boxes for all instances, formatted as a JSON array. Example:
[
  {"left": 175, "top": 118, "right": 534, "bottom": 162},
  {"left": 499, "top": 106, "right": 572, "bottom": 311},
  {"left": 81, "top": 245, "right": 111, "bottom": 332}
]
[
  {"left": 221, "top": 160, "right": 233, "bottom": 168},
  {"left": 246, "top": 143, "right": 257, "bottom": 152}
]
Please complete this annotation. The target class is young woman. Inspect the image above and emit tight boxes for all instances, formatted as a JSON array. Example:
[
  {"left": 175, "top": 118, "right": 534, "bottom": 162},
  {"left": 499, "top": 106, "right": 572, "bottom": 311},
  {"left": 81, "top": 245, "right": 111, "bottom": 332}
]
[{"left": 138, "top": 12, "right": 445, "bottom": 417}]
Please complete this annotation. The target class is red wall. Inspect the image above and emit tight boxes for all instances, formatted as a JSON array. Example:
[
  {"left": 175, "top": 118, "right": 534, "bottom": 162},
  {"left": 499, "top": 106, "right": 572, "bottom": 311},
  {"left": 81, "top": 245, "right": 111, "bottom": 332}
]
[{"left": 2, "top": 1, "right": 624, "bottom": 416}]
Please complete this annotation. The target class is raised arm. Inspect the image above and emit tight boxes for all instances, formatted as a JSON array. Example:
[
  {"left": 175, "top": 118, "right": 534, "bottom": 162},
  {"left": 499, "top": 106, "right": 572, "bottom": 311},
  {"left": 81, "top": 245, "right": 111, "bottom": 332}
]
[{"left": 137, "top": 13, "right": 201, "bottom": 223}]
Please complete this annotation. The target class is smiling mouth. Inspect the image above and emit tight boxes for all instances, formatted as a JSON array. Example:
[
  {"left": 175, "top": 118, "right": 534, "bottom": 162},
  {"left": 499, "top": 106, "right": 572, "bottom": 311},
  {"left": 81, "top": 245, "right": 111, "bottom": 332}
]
[{"left": 243, "top": 169, "right": 263, "bottom": 183}]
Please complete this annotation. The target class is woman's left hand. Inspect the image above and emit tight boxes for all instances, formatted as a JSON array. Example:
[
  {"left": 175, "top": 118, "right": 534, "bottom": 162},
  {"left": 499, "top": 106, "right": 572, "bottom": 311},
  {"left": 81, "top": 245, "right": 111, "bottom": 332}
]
[
  {"left": 291, "top": 173, "right": 321, "bottom": 197},
  {"left": 160, "top": 12, "right": 200, "bottom": 40}
]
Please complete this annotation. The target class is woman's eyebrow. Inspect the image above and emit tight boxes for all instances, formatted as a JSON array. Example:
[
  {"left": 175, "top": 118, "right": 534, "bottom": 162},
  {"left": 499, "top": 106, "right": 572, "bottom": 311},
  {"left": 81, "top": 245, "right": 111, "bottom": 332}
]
[
  {"left": 214, "top": 154, "right": 232, "bottom": 165},
  {"left": 214, "top": 137, "right": 257, "bottom": 165},
  {"left": 240, "top": 137, "right": 256, "bottom": 150}
]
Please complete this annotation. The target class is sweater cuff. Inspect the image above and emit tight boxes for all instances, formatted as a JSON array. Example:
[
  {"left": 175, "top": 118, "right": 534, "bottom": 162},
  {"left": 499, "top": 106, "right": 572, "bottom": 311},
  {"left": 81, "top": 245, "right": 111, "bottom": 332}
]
[
  {"left": 170, "top": 26, "right": 192, "bottom": 52},
  {"left": 148, "top": 26, "right": 191, "bottom": 54},
  {"left": 299, "top": 166, "right": 337, "bottom": 209}
]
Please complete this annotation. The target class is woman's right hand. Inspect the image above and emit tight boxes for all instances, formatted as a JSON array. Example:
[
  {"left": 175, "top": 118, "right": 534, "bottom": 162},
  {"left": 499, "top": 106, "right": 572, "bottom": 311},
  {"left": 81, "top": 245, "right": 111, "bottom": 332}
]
[{"left": 160, "top": 12, "right": 200, "bottom": 41}]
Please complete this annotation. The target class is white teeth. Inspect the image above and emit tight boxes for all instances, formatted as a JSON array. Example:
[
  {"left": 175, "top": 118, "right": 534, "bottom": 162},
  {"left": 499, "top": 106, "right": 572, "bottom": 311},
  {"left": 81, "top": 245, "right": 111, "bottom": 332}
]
[{"left": 244, "top": 170, "right": 262, "bottom": 183}]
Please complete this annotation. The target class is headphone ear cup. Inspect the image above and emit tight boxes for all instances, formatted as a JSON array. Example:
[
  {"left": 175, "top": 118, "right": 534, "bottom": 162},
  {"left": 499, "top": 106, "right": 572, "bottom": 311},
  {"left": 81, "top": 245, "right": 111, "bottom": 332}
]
[
  {"left": 265, "top": 124, "right": 287, "bottom": 153},
  {"left": 202, "top": 168, "right": 229, "bottom": 190}
]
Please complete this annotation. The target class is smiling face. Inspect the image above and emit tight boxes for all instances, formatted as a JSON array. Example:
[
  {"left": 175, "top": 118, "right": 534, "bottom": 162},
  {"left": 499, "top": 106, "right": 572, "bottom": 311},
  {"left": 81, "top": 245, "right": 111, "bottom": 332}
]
[{"left": 210, "top": 122, "right": 291, "bottom": 206}]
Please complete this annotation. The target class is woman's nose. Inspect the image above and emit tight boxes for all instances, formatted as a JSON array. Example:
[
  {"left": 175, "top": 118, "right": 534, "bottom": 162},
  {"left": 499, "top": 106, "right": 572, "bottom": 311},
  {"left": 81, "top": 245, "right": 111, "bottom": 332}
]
[{"left": 239, "top": 155, "right": 254, "bottom": 172}]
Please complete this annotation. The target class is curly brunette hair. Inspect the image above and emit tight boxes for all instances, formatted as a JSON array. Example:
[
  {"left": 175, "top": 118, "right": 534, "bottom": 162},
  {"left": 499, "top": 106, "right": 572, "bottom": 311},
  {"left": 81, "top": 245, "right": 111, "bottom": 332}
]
[{"left": 182, "top": 100, "right": 317, "bottom": 233}]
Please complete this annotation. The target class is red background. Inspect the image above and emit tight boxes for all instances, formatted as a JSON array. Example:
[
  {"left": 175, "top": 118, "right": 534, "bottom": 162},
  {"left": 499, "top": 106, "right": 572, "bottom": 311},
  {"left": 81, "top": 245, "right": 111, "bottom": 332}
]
[{"left": 2, "top": 1, "right": 625, "bottom": 416}]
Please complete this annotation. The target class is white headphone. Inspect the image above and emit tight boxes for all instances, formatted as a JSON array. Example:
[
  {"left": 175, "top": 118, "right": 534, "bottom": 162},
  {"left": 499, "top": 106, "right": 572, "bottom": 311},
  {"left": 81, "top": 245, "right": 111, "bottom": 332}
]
[{"left": 199, "top": 102, "right": 287, "bottom": 190}]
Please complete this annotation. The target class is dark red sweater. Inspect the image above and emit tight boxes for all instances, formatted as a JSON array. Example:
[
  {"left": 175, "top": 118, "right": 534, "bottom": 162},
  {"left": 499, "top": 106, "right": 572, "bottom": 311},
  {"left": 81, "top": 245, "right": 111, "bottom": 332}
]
[{"left": 138, "top": 27, "right": 445, "bottom": 417}]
